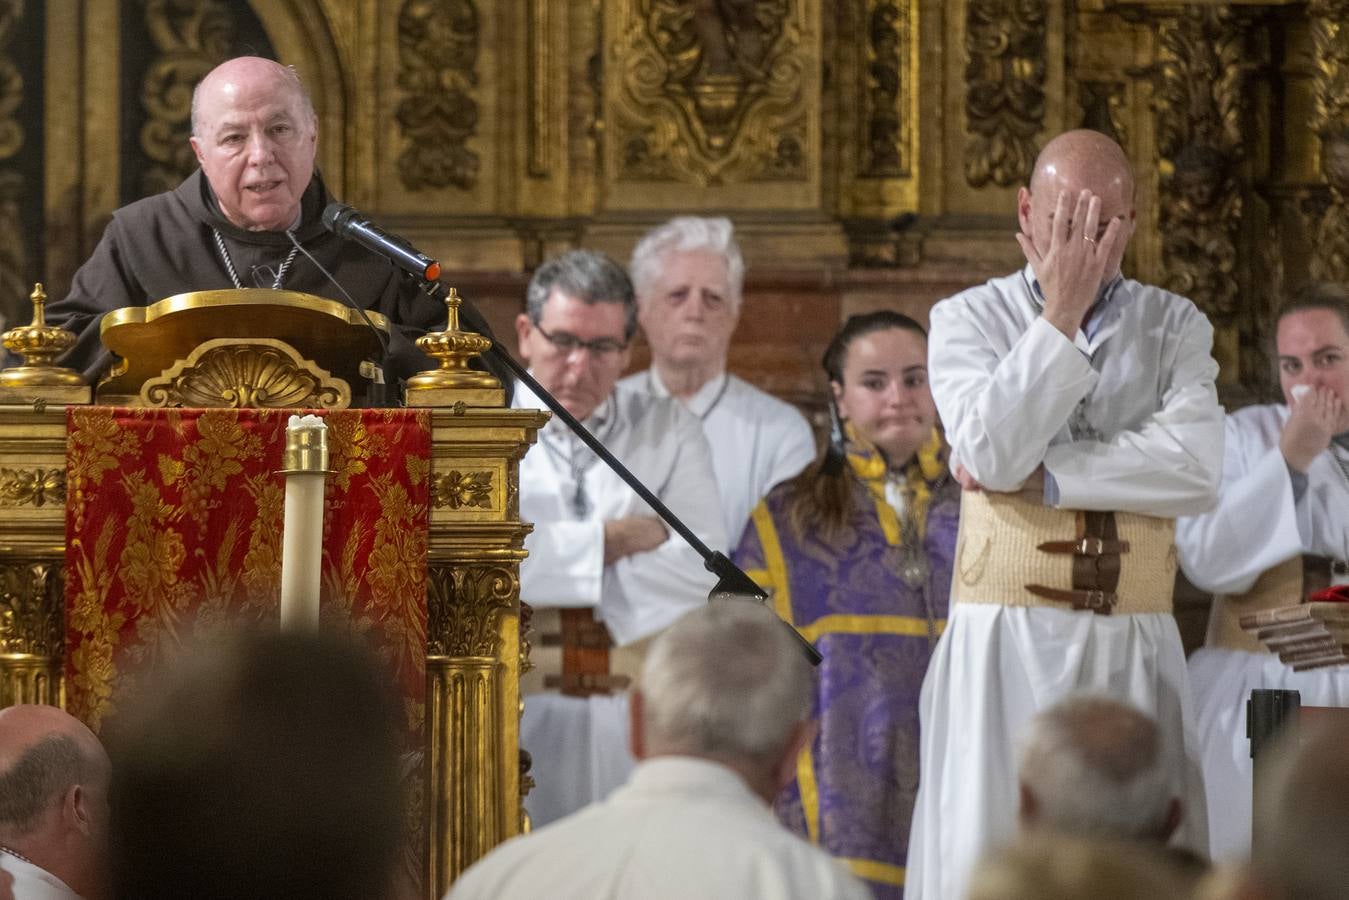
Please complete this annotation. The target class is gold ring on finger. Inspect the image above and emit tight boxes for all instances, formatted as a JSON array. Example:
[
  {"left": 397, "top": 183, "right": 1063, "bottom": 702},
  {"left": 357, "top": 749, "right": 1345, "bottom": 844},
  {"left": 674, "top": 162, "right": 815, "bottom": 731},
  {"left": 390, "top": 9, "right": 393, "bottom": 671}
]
[{"left": 1084, "top": 237, "right": 1097, "bottom": 245}]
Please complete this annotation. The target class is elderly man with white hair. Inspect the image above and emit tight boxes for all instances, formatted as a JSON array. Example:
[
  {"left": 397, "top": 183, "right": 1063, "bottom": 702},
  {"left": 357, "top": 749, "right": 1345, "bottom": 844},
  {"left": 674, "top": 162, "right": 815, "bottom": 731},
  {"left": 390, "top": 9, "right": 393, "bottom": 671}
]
[
  {"left": 621, "top": 217, "right": 816, "bottom": 545},
  {"left": 447, "top": 600, "right": 871, "bottom": 900},
  {"left": 1018, "top": 695, "right": 1182, "bottom": 844}
]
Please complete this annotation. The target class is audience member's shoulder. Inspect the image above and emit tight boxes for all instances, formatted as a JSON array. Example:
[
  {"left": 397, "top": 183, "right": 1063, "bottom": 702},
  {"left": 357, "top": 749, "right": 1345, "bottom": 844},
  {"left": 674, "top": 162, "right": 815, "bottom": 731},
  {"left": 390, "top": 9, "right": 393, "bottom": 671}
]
[{"left": 616, "top": 369, "right": 646, "bottom": 393}]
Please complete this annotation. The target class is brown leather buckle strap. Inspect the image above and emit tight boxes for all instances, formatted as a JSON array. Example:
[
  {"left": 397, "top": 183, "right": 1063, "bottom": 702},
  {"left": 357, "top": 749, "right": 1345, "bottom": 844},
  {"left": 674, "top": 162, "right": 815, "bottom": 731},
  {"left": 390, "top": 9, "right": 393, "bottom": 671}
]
[
  {"left": 1024, "top": 584, "right": 1118, "bottom": 614},
  {"left": 1024, "top": 511, "right": 1125, "bottom": 616},
  {"left": 1037, "top": 537, "right": 1131, "bottom": 556}
]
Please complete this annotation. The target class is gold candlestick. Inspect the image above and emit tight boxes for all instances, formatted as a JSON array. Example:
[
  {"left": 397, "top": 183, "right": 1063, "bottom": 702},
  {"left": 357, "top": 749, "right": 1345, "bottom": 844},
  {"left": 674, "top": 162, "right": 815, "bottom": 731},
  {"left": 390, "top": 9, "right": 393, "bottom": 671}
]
[
  {"left": 405, "top": 288, "right": 505, "bottom": 408},
  {"left": 0, "top": 284, "right": 91, "bottom": 403}
]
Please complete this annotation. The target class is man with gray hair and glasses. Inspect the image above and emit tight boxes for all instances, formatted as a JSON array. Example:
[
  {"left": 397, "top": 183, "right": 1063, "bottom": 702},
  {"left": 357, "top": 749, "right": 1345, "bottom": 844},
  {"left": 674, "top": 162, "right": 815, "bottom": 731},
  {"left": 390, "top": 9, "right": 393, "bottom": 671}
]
[
  {"left": 511, "top": 248, "right": 725, "bottom": 827},
  {"left": 1017, "top": 695, "right": 1183, "bottom": 845},
  {"left": 0, "top": 705, "right": 112, "bottom": 900},
  {"left": 448, "top": 600, "right": 870, "bottom": 899},
  {"left": 622, "top": 217, "right": 815, "bottom": 545}
]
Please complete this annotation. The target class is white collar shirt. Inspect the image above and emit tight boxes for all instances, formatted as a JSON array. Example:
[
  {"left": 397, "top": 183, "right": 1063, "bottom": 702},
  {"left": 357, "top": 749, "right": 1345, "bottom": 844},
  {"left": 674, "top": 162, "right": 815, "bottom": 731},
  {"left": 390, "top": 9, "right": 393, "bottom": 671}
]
[
  {"left": 446, "top": 757, "right": 872, "bottom": 900},
  {"left": 621, "top": 368, "right": 816, "bottom": 547},
  {"left": 0, "top": 852, "right": 84, "bottom": 900}
]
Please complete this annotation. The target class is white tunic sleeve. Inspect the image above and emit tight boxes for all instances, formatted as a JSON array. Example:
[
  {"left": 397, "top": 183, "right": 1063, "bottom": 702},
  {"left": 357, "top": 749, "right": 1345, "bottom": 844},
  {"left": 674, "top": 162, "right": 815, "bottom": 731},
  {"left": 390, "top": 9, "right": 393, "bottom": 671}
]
[
  {"left": 1044, "top": 308, "right": 1223, "bottom": 516},
  {"left": 1175, "top": 410, "right": 1302, "bottom": 594},
  {"left": 930, "top": 309, "right": 1097, "bottom": 492},
  {"left": 930, "top": 276, "right": 1222, "bottom": 516}
]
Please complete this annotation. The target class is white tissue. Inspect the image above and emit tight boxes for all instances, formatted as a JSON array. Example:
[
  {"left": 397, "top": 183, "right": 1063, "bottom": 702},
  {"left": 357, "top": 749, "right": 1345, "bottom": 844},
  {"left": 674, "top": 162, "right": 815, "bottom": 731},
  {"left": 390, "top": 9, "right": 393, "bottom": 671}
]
[{"left": 1291, "top": 384, "right": 1312, "bottom": 402}]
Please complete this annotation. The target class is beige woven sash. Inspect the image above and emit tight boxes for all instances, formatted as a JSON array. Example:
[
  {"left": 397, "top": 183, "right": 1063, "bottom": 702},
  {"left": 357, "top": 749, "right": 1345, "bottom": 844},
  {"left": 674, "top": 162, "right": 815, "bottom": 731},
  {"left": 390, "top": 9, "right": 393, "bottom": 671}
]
[
  {"left": 1204, "top": 555, "right": 1344, "bottom": 653},
  {"left": 952, "top": 489, "right": 1177, "bottom": 615}
]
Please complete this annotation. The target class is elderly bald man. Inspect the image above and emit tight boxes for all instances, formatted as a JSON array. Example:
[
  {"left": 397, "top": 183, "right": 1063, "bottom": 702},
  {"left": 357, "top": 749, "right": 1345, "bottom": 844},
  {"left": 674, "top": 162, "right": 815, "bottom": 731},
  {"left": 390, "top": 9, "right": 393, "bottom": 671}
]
[
  {"left": 46, "top": 56, "right": 501, "bottom": 399},
  {"left": 0, "top": 705, "right": 111, "bottom": 900},
  {"left": 904, "top": 129, "right": 1222, "bottom": 900}
]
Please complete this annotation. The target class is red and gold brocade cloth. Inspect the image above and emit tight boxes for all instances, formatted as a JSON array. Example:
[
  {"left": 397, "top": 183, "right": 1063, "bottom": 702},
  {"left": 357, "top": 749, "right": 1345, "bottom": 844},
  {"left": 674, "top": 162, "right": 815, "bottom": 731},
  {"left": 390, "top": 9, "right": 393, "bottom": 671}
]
[{"left": 62, "top": 407, "right": 431, "bottom": 747}]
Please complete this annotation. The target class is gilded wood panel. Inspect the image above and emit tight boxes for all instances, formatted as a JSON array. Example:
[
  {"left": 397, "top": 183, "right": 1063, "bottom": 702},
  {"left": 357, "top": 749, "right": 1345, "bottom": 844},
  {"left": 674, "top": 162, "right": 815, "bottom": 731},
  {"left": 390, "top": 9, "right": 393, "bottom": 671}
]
[{"left": 600, "top": 0, "right": 823, "bottom": 211}]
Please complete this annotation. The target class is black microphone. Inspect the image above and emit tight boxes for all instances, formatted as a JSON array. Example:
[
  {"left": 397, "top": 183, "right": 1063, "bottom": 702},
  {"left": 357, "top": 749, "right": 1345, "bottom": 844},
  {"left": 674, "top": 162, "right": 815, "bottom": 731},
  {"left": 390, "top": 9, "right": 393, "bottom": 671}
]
[{"left": 321, "top": 203, "right": 443, "bottom": 283}]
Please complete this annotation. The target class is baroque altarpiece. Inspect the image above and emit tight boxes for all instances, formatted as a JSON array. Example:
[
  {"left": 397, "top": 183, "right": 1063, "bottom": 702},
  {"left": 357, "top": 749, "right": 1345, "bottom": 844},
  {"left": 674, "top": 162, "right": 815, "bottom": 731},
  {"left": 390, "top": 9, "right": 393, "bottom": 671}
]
[{"left": 0, "top": 0, "right": 1347, "bottom": 889}]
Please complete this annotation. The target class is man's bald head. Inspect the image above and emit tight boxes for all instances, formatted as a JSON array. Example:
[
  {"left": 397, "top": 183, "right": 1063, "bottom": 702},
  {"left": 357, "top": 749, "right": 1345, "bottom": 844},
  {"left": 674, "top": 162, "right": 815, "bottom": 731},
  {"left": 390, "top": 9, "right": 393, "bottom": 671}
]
[
  {"left": 1029, "top": 129, "right": 1135, "bottom": 200},
  {"left": 188, "top": 56, "right": 318, "bottom": 232},
  {"left": 0, "top": 704, "right": 108, "bottom": 836},
  {"left": 190, "top": 57, "right": 313, "bottom": 139},
  {"left": 1018, "top": 129, "right": 1137, "bottom": 284}
]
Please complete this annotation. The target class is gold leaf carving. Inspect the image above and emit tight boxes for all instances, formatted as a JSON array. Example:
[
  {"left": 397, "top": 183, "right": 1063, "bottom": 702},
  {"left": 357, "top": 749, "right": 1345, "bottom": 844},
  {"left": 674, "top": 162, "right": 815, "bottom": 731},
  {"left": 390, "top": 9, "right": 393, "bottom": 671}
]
[
  {"left": 139, "top": 0, "right": 236, "bottom": 196},
  {"left": 613, "top": 0, "right": 807, "bottom": 185},
  {"left": 431, "top": 470, "right": 494, "bottom": 510},
  {"left": 861, "top": 1, "right": 911, "bottom": 177},
  {"left": 0, "top": 562, "right": 62, "bottom": 657},
  {"left": 396, "top": 0, "right": 481, "bottom": 191},
  {"left": 964, "top": 0, "right": 1046, "bottom": 188},
  {"left": 141, "top": 340, "right": 349, "bottom": 409},
  {"left": 1078, "top": 81, "right": 1127, "bottom": 148},
  {"left": 427, "top": 563, "right": 518, "bottom": 657},
  {"left": 1152, "top": 7, "right": 1249, "bottom": 323},
  {"left": 0, "top": 468, "right": 66, "bottom": 507},
  {"left": 1309, "top": 0, "right": 1349, "bottom": 282}
]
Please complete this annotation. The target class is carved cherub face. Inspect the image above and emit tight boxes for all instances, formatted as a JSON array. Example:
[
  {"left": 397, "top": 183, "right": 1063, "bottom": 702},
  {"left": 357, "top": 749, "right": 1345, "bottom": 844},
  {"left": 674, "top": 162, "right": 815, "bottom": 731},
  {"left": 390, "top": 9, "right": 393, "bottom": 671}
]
[{"left": 1172, "top": 145, "right": 1226, "bottom": 211}]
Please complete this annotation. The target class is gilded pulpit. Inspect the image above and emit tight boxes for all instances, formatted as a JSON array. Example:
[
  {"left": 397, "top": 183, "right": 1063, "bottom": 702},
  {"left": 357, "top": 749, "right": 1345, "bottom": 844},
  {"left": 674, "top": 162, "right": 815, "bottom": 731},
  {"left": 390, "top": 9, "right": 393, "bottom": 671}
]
[{"left": 0, "top": 286, "right": 547, "bottom": 898}]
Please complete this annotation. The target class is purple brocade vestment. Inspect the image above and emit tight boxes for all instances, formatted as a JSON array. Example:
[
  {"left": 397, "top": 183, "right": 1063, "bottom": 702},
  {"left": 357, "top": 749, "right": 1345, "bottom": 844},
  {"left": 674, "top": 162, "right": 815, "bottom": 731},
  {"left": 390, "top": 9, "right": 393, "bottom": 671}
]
[{"left": 733, "top": 460, "right": 959, "bottom": 899}]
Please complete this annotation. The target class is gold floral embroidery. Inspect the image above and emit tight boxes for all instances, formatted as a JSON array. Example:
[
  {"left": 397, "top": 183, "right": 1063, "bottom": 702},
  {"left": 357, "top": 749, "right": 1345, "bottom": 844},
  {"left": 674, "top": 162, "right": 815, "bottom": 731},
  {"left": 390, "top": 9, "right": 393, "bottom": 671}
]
[
  {"left": 326, "top": 411, "right": 386, "bottom": 491},
  {"left": 241, "top": 471, "right": 284, "bottom": 610},
  {"left": 66, "top": 408, "right": 143, "bottom": 533},
  {"left": 366, "top": 472, "right": 428, "bottom": 681},
  {"left": 66, "top": 518, "right": 125, "bottom": 730}
]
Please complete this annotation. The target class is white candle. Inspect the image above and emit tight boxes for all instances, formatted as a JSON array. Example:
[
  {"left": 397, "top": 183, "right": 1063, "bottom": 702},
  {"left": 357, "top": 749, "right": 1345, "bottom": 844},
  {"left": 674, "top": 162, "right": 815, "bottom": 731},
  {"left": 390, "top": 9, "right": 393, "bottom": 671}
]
[{"left": 279, "top": 414, "right": 329, "bottom": 631}]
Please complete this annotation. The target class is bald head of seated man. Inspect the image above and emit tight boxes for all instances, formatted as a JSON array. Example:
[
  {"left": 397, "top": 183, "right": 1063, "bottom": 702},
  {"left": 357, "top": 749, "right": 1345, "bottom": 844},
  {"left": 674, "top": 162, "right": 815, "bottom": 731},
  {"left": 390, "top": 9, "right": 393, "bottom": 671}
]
[{"left": 0, "top": 705, "right": 111, "bottom": 900}]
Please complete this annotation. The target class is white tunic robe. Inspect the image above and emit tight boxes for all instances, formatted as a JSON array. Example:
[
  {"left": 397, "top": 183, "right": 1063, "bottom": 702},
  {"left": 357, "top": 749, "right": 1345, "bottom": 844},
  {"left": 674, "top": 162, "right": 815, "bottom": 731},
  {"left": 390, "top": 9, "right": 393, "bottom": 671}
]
[
  {"left": 514, "top": 379, "right": 724, "bottom": 827},
  {"left": 1176, "top": 404, "right": 1349, "bottom": 861},
  {"left": 619, "top": 369, "right": 816, "bottom": 548},
  {"left": 0, "top": 851, "right": 84, "bottom": 900},
  {"left": 446, "top": 757, "right": 873, "bottom": 900},
  {"left": 905, "top": 267, "right": 1223, "bottom": 900}
]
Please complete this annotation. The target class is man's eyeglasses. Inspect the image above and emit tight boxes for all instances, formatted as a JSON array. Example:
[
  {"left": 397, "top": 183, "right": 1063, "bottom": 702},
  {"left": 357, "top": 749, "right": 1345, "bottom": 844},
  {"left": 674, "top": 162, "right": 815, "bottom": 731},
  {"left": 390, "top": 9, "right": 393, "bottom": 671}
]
[{"left": 533, "top": 322, "right": 627, "bottom": 359}]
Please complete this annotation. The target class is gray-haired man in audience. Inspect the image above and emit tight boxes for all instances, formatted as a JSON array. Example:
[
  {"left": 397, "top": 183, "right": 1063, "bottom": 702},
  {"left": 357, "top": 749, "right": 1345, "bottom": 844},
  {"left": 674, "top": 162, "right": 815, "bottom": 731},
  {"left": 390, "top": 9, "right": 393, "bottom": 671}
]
[
  {"left": 449, "top": 600, "right": 870, "bottom": 900},
  {"left": 1018, "top": 695, "right": 1183, "bottom": 843},
  {"left": 0, "top": 705, "right": 111, "bottom": 900}
]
